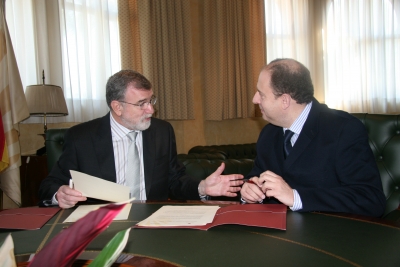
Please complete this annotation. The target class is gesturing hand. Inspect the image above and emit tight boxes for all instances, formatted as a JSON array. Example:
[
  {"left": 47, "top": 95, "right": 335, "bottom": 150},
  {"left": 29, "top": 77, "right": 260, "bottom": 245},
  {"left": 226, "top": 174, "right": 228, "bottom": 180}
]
[{"left": 198, "top": 163, "right": 244, "bottom": 197}]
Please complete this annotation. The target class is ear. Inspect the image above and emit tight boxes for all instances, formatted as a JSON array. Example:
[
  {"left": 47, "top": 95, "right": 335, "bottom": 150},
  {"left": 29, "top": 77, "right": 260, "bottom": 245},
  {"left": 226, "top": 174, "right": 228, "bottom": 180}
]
[
  {"left": 111, "top": 100, "right": 123, "bottom": 116},
  {"left": 281, "top": 94, "right": 291, "bottom": 110}
]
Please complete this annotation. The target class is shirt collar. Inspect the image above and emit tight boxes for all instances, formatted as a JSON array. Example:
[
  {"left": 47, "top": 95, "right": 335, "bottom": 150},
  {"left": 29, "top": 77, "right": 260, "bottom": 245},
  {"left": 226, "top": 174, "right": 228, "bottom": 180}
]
[
  {"left": 284, "top": 101, "right": 312, "bottom": 135},
  {"left": 110, "top": 112, "right": 134, "bottom": 139}
]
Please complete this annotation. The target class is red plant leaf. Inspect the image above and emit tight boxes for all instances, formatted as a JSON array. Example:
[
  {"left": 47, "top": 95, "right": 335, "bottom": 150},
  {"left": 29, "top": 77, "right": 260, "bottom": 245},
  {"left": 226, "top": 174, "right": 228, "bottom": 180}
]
[{"left": 28, "top": 203, "right": 126, "bottom": 267}]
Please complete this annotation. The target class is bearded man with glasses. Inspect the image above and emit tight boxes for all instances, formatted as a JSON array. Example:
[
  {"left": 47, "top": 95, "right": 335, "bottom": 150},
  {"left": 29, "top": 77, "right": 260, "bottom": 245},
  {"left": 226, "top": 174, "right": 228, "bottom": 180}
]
[{"left": 39, "top": 70, "right": 244, "bottom": 209}]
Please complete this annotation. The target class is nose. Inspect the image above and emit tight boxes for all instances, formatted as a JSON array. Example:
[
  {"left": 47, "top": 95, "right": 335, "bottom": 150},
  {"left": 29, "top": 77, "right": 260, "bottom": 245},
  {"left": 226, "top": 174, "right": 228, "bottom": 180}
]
[
  {"left": 253, "top": 92, "right": 260, "bottom": 104},
  {"left": 144, "top": 102, "right": 155, "bottom": 114}
]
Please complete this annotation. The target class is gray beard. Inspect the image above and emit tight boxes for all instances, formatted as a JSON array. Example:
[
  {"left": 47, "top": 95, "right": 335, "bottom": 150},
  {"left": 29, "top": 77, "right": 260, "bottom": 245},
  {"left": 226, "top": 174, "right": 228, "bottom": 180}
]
[{"left": 121, "top": 115, "right": 152, "bottom": 131}]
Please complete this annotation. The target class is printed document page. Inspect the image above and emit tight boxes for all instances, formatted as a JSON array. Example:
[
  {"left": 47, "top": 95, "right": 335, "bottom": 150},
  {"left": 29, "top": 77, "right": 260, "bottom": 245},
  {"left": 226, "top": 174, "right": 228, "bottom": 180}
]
[
  {"left": 63, "top": 204, "right": 132, "bottom": 223},
  {"left": 137, "top": 205, "right": 220, "bottom": 227}
]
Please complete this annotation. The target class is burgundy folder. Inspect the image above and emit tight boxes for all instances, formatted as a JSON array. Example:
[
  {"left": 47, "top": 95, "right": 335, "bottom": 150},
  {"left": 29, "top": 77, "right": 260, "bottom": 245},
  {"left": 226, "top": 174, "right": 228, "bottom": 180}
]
[
  {"left": 0, "top": 207, "right": 60, "bottom": 230},
  {"left": 135, "top": 204, "right": 287, "bottom": 231}
]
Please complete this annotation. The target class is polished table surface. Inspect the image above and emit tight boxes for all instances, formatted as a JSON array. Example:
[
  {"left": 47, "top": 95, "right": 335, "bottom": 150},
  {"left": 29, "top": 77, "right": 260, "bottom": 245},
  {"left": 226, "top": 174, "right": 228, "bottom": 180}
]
[{"left": 1, "top": 201, "right": 400, "bottom": 267}]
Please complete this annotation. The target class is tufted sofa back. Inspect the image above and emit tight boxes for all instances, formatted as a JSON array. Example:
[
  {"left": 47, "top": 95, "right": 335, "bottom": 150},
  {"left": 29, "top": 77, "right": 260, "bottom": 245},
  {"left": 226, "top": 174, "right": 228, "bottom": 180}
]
[
  {"left": 46, "top": 128, "right": 69, "bottom": 172},
  {"left": 188, "top": 143, "right": 257, "bottom": 159},
  {"left": 351, "top": 113, "right": 400, "bottom": 217},
  {"left": 177, "top": 152, "right": 226, "bottom": 161},
  {"left": 179, "top": 158, "right": 254, "bottom": 201}
]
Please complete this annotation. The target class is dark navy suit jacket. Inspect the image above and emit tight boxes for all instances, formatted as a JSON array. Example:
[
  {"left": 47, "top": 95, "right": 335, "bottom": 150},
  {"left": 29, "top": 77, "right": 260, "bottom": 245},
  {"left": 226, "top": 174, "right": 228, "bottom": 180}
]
[
  {"left": 39, "top": 113, "right": 200, "bottom": 201},
  {"left": 247, "top": 99, "right": 386, "bottom": 217}
]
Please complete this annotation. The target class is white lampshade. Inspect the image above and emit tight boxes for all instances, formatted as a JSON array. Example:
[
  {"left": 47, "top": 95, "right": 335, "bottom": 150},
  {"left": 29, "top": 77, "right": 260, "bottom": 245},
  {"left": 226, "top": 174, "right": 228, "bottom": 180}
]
[
  {"left": 25, "top": 84, "right": 68, "bottom": 116},
  {"left": 25, "top": 84, "right": 68, "bottom": 134}
]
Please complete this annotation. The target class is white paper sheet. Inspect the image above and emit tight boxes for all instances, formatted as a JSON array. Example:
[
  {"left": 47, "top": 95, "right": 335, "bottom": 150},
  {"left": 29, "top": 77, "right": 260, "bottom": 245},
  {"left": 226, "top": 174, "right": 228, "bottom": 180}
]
[
  {"left": 63, "top": 204, "right": 132, "bottom": 223},
  {"left": 70, "top": 170, "right": 130, "bottom": 202},
  {"left": 136, "top": 205, "right": 220, "bottom": 227}
]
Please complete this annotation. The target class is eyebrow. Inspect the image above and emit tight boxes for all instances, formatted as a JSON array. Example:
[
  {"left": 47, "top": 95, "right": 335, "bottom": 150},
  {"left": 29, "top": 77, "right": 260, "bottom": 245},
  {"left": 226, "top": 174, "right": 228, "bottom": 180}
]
[{"left": 136, "top": 95, "right": 153, "bottom": 104}]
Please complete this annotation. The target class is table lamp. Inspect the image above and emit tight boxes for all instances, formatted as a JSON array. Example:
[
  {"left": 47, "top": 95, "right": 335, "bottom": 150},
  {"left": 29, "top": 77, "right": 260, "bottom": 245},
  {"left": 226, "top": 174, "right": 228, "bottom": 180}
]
[{"left": 25, "top": 71, "right": 68, "bottom": 155}]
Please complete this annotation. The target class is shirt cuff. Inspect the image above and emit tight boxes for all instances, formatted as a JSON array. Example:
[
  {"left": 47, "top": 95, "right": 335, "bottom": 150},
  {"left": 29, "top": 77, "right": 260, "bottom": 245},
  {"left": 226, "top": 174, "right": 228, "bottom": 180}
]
[
  {"left": 240, "top": 197, "right": 263, "bottom": 204},
  {"left": 289, "top": 189, "right": 302, "bottom": 211},
  {"left": 198, "top": 186, "right": 209, "bottom": 200},
  {"left": 51, "top": 192, "right": 59, "bottom": 205}
]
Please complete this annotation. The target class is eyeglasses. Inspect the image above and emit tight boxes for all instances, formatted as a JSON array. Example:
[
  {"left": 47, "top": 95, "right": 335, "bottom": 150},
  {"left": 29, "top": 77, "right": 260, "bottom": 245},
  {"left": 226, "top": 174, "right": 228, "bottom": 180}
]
[{"left": 119, "top": 95, "right": 157, "bottom": 110}]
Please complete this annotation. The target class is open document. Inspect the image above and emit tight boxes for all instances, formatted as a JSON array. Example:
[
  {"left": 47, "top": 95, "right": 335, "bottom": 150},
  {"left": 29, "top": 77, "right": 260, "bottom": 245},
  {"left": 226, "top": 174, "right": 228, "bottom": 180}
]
[
  {"left": 136, "top": 206, "right": 220, "bottom": 227},
  {"left": 63, "top": 204, "right": 132, "bottom": 223},
  {"left": 136, "top": 204, "right": 287, "bottom": 230},
  {"left": 70, "top": 170, "right": 129, "bottom": 202}
]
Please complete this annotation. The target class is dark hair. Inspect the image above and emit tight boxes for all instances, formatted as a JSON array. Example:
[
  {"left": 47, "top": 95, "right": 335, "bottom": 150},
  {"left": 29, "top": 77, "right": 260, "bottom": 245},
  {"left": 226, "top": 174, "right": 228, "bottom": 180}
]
[
  {"left": 264, "top": 58, "right": 314, "bottom": 104},
  {"left": 106, "top": 70, "right": 152, "bottom": 108}
]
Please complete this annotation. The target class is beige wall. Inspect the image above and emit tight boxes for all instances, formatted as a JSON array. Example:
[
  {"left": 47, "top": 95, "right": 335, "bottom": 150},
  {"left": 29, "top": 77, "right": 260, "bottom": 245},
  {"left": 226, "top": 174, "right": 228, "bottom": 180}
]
[
  {"left": 18, "top": 0, "right": 268, "bottom": 156},
  {"left": 18, "top": 117, "right": 266, "bottom": 155}
]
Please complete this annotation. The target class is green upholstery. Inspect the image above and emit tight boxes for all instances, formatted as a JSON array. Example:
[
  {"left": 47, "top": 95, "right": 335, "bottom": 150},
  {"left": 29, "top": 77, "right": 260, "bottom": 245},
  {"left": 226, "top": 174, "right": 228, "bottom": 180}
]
[
  {"left": 188, "top": 143, "right": 256, "bottom": 159},
  {"left": 180, "top": 158, "right": 254, "bottom": 201},
  {"left": 45, "top": 128, "right": 69, "bottom": 172},
  {"left": 351, "top": 113, "right": 400, "bottom": 218},
  {"left": 180, "top": 158, "right": 254, "bottom": 181},
  {"left": 177, "top": 152, "right": 226, "bottom": 160}
]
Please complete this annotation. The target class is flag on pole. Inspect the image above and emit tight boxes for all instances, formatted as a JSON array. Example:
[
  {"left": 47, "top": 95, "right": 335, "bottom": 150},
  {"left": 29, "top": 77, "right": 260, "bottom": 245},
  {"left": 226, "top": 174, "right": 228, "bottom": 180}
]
[
  {"left": 0, "top": 112, "right": 9, "bottom": 172},
  {"left": 0, "top": 0, "right": 30, "bottom": 206},
  {"left": 28, "top": 203, "right": 128, "bottom": 267}
]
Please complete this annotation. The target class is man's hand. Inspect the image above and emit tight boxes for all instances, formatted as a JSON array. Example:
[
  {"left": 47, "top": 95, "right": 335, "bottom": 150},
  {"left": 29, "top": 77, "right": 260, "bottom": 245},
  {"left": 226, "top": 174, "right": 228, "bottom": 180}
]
[
  {"left": 240, "top": 177, "right": 266, "bottom": 203},
  {"left": 258, "top": 170, "right": 294, "bottom": 207},
  {"left": 56, "top": 185, "right": 87, "bottom": 209},
  {"left": 198, "top": 163, "right": 244, "bottom": 197}
]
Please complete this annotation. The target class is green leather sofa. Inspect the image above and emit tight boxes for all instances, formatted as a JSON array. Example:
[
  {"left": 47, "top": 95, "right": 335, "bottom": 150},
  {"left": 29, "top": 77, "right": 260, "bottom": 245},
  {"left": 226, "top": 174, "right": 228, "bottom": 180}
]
[
  {"left": 188, "top": 143, "right": 256, "bottom": 159},
  {"left": 45, "top": 113, "right": 399, "bottom": 219},
  {"left": 351, "top": 113, "right": 400, "bottom": 220}
]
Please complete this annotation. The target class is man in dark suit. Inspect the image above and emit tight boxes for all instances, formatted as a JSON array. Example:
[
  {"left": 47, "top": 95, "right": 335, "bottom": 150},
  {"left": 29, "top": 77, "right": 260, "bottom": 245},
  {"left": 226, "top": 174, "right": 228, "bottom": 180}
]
[
  {"left": 240, "top": 58, "right": 386, "bottom": 217},
  {"left": 39, "top": 70, "right": 243, "bottom": 209}
]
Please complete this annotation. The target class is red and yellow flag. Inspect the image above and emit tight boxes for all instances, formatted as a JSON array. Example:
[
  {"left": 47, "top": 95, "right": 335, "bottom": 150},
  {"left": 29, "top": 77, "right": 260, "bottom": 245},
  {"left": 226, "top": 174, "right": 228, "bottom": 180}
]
[
  {"left": 0, "top": 111, "right": 9, "bottom": 172},
  {"left": 0, "top": 1, "right": 30, "bottom": 206},
  {"left": 28, "top": 203, "right": 128, "bottom": 267}
]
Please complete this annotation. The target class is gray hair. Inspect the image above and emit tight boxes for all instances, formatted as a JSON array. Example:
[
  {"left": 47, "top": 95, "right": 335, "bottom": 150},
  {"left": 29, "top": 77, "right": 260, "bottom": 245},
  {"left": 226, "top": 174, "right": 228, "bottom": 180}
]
[{"left": 106, "top": 70, "right": 152, "bottom": 108}]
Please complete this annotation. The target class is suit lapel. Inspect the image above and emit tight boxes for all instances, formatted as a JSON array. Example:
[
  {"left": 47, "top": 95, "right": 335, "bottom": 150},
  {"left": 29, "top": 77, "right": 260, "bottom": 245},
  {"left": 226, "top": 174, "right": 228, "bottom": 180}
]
[
  {"left": 93, "top": 113, "right": 116, "bottom": 182},
  {"left": 142, "top": 122, "right": 156, "bottom": 197},
  {"left": 284, "top": 99, "right": 321, "bottom": 168}
]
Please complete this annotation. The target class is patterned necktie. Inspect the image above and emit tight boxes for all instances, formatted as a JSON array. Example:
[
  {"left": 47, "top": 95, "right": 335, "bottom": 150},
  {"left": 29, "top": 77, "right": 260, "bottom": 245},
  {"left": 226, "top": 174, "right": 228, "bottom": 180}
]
[
  {"left": 283, "top": 130, "right": 294, "bottom": 159},
  {"left": 126, "top": 131, "right": 140, "bottom": 199}
]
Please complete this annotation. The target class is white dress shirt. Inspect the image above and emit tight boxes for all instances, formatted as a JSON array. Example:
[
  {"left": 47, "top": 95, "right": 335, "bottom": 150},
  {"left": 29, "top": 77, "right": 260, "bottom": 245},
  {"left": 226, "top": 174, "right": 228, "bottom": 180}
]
[
  {"left": 110, "top": 115, "right": 146, "bottom": 200},
  {"left": 284, "top": 101, "right": 312, "bottom": 211}
]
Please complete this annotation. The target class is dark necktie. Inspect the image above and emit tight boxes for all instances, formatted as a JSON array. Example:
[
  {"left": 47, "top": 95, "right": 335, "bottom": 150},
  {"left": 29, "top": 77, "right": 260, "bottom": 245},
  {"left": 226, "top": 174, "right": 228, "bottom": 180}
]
[{"left": 283, "top": 130, "right": 294, "bottom": 159}]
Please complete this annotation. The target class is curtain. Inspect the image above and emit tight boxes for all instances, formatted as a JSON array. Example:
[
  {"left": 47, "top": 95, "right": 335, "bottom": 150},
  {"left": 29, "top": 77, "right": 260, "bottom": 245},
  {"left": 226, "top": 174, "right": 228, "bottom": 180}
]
[
  {"left": 119, "top": 0, "right": 194, "bottom": 120},
  {"left": 264, "top": 0, "right": 324, "bottom": 100},
  {"left": 322, "top": 0, "right": 400, "bottom": 113},
  {"left": 6, "top": 0, "right": 66, "bottom": 124},
  {"left": 264, "top": 0, "right": 400, "bottom": 113},
  {"left": 202, "top": 0, "right": 266, "bottom": 120},
  {"left": 0, "top": 0, "right": 30, "bottom": 206},
  {"left": 59, "top": 0, "right": 121, "bottom": 122},
  {"left": 6, "top": 0, "right": 121, "bottom": 123}
]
